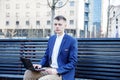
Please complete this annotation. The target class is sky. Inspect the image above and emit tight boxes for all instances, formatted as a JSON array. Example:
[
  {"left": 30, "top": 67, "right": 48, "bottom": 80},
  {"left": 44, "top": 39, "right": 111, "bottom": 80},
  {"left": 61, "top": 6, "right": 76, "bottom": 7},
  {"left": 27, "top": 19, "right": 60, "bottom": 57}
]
[{"left": 111, "top": 0, "right": 120, "bottom": 6}]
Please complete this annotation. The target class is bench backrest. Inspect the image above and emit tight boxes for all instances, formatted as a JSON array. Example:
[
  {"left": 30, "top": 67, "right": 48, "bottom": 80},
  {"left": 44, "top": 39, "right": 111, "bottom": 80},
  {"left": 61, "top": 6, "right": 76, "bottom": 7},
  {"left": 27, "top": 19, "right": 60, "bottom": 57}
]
[
  {"left": 0, "top": 38, "right": 120, "bottom": 79},
  {"left": 76, "top": 38, "right": 120, "bottom": 79},
  {"left": 0, "top": 39, "right": 47, "bottom": 77}
]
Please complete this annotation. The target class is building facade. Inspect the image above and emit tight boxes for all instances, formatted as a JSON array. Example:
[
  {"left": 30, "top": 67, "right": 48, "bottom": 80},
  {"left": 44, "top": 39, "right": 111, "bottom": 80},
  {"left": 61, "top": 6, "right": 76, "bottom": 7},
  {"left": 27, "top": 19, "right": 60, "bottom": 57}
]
[
  {"left": 80, "top": 0, "right": 102, "bottom": 38},
  {"left": 0, "top": 0, "right": 92, "bottom": 38},
  {"left": 91, "top": 0, "right": 101, "bottom": 38},
  {"left": 108, "top": 5, "right": 120, "bottom": 38}
]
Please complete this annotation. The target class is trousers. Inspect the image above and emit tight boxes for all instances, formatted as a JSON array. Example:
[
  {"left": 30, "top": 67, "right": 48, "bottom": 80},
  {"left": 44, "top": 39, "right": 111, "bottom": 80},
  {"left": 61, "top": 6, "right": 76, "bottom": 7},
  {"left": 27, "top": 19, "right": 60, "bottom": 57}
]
[{"left": 23, "top": 70, "right": 62, "bottom": 80}]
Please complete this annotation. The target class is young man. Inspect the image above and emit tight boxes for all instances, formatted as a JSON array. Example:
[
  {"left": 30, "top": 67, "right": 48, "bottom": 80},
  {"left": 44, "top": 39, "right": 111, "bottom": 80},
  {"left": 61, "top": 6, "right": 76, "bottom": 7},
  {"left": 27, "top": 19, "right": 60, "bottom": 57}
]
[{"left": 23, "top": 15, "right": 78, "bottom": 80}]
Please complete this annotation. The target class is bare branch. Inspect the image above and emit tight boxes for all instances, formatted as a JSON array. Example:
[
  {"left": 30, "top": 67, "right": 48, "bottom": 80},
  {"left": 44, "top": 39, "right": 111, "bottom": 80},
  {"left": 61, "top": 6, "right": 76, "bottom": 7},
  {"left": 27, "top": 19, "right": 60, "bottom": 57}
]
[
  {"left": 47, "top": 0, "right": 52, "bottom": 8},
  {"left": 8, "top": 29, "right": 17, "bottom": 37},
  {"left": 54, "top": 0, "right": 59, "bottom": 5},
  {"left": 2, "top": 29, "right": 8, "bottom": 37},
  {"left": 55, "top": 0, "right": 69, "bottom": 8}
]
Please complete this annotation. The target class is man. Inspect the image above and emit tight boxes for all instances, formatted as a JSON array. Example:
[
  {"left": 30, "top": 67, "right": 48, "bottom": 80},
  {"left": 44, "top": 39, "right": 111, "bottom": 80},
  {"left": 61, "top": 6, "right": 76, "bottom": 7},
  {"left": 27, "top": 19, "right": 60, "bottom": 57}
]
[{"left": 24, "top": 15, "right": 78, "bottom": 80}]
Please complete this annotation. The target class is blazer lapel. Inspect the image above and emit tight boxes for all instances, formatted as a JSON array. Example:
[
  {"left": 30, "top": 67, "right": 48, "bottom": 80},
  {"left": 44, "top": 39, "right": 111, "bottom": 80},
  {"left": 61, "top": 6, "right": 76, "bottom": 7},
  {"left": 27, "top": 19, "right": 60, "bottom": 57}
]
[
  {"left": 49, "top": 35, "right": 57, "bottom": 58},
  {"left": 58, "top": 34, "right": 67, "bottom": 55}
]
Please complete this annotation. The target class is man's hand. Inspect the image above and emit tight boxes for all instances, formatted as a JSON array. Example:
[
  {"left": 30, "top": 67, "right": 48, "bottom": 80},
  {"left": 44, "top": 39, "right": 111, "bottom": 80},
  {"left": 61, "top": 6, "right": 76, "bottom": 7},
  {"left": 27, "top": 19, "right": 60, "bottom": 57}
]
[{"left": 33, "top": 64, "right": 42, "bottom": 69}]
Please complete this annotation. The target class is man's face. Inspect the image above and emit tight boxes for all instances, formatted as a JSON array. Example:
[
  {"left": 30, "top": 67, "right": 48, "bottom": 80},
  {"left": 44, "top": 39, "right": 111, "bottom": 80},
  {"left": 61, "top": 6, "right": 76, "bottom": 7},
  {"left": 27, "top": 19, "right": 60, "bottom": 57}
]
[{"left": 54, "top": 19, "right": 66, "bottom": 35}]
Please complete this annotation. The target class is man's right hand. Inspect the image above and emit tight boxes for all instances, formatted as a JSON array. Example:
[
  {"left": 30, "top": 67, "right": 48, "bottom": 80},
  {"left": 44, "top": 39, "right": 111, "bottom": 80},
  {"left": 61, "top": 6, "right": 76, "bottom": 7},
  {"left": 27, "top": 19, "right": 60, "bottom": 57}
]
[{"left": 33, "top": 64, "right": 42, "bottom": 69}]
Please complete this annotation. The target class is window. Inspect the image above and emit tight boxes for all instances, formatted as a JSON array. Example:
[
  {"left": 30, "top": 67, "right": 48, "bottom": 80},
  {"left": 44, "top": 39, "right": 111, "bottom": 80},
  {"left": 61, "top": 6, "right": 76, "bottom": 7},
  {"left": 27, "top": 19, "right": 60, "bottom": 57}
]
[
  {"left": 36, "top": 3, "right": 40, "bottom": 8},
  {"left": 36, "top": 12, "right": 40, "bottom": 17},
  {"left": 26, "top": 12, "right": 30, "bottom": 17},
  {"left": 85, "top": 21, "right": 88, "bottom": 28},
  {"left": 47, "top": 20, "right": 50, "bottom": 25},
  {"left": 69, "top": 20, "right": 74, "bottom": 25},
  {"left": 113, "top": 11, "right": 115, "bottom": 17},
  {"left": 85, "top": 3, "right": 89, "bottom": 8},
  {"left": 69, "top": 1, "right": 74, "bottom": 7},
  {"left": 16, "top": 21, "right": 19, "bottom": 25},
  {"left": 84, "top": 12, "right": 89, "bottom": 21},
  {"left": 6, "top": 12, "right": 10, "bottom": 17},
  {"left": 36, "top": 21, "right": 40, "bottom": 25},
  {"left": 26, "top": 21, "right": 30, "bottom": 26},
  {"left": 16, "top": 13, "right": 19, "bottom": 17},
  {"left": 116, "top": 26, "right": 119, "bottom": 38},
  {"left": 16, "top": 4, "right": 20, "bottom": 9},
  {"left": 70, "top": 10, "right": 74, "bottom": 16},
  {"left": 6, "top": 4, "right": 10, "bottom": 9},
  {"left": 46, "top": 11, "right": 51, "bottom": 16},
  {"left": 6, "top": 21, "right": 9, "bottom": 26},
  {"left": 85, "top": 12, "right": 88, "bottom": 17},
  {"left": 26, "top": 3, "right": 30, "bottom": 8},
  {"left": 116, "top": 18, "right": 118, "bottom": 24},
  {"left": 116, "top": 26, "right": 118, "bottom": 29}
]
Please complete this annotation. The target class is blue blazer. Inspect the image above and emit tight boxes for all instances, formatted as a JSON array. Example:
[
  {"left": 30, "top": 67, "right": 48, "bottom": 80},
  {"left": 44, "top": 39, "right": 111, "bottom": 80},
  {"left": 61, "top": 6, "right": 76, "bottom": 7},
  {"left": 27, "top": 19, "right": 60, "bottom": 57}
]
[{"left": 40, "top": 34, "right": 78, "bottom": 80}]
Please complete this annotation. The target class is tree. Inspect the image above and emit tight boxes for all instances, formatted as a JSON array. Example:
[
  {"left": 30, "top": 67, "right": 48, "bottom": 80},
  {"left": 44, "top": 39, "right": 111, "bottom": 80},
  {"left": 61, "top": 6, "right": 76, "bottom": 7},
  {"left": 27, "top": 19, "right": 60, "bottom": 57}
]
[
  {"left": 2, "top": 29, "right": 17, "bottom": 38},
  {"left": 8, "top": 29, "right": 17, "bottom": 38},
  {"left": 47, "top": 0, "right": 69, "bottom": 35}
]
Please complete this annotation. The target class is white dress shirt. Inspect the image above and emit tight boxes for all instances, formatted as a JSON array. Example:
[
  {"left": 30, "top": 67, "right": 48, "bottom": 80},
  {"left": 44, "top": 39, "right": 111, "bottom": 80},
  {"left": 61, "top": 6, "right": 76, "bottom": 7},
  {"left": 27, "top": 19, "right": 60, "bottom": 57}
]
[{"left": 50, "top": 33, "right": 65, "bottom": 68}]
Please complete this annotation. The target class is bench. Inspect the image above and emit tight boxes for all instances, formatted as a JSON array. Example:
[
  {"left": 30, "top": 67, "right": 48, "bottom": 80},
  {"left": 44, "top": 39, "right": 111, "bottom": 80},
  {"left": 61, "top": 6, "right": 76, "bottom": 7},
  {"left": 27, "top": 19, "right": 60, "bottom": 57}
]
[
  {"left": 0, "top": 39, "right": 48, "bottom": 80},
  {"left": 0, "top": 38, "right": 120, "bottom": 80}
]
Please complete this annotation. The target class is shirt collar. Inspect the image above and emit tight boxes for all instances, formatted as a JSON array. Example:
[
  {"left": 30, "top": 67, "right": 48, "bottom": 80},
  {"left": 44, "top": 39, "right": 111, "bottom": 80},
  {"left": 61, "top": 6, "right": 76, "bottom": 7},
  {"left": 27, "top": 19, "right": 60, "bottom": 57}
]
[{"left": 56, "top": 33, "right": 65, "bottom": 38}]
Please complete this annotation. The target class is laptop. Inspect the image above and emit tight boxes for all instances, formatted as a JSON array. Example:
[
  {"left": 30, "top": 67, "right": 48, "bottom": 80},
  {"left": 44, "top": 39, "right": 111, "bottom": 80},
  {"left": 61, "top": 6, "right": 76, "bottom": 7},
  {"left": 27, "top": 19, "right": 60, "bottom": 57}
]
[{"left": 20, "top": 57, "right": 45, "bottom": 72}]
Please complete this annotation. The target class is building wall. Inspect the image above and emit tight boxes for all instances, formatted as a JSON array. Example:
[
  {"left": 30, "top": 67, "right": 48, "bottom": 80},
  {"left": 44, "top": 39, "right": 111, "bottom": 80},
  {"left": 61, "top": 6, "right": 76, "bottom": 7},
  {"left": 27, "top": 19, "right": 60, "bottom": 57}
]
[
  {"left": 0, "top": 0, "right": 92, "bottom": 38},
  {"left": 108, "top": 5, "right": 120, "bottom": 38},
  {"left": 77, "top": 0, "right": 85, "bottom": 37},
  {"left": 101, "top": 0, "right": 109, "bottom": 37},
  {"left": 0, "top": 0, "right": 50, "bottom": 29},
  {"left": 90, "top": 0, "right": 101, "bottom": 38}
]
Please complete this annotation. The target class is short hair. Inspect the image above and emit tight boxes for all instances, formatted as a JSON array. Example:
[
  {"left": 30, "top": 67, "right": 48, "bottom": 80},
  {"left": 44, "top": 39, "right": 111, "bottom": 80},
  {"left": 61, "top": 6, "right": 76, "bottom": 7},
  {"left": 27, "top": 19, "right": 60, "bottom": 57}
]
[{"left": 54, "top": 15, "right": 67, "bottom": 21}]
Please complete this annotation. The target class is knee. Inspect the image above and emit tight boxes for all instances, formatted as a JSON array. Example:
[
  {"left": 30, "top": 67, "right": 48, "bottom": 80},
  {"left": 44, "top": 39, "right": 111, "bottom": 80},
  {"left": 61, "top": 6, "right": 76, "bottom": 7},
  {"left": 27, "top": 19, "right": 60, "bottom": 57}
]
[
  {"left": 24, "top": 70, "right": 32, "bottom": 76},
  {"left": 23, "top": 70, "right": 41, "bottom": 80},
  {"left": 24, "top": 70, "right": 33, "bottom": 78}
]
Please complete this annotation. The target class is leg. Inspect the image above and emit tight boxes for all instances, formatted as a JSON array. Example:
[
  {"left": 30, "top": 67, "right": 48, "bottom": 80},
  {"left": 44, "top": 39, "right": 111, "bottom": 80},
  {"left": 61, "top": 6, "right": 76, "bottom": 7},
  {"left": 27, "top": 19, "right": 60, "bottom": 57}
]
[
  {"left": 23, "top": 70, "right": 42, "bottom": 80},
  {"left": 38, "top": 75, "right": 62, "bottom": 80}
]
